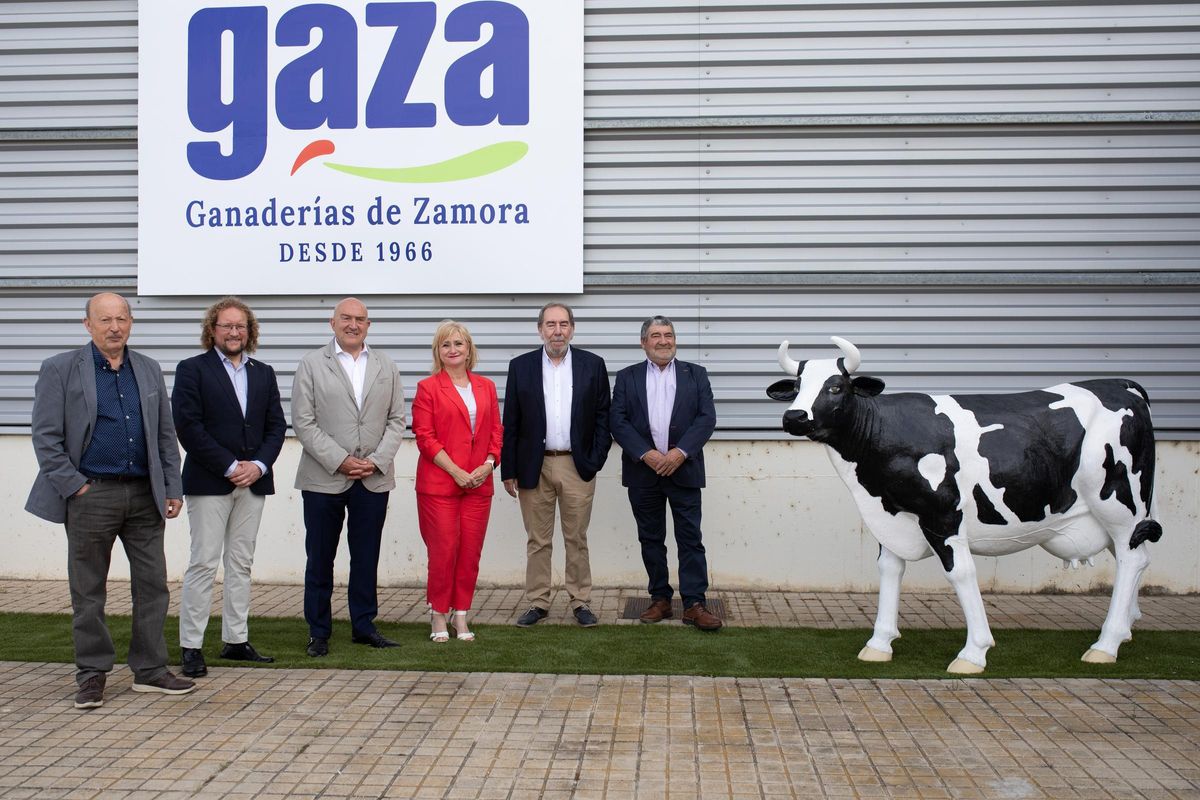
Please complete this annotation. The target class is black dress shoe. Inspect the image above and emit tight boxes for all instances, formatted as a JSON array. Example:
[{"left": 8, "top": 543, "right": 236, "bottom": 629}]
[
  {"left": 516, "top": 607, "right": 549, "bottom": 627},
  {"left": 181, "top": 647, "right": 207, "bottom": 677},
  {"left": 306, "top": 637, "right": 329, "bottom": 657},
  {"left": 352, "top": 631, "right": 400, "bottom": 648},
  {"left": 573, "top": 605, "right": 599, "bottom": 627},
  {"left": 220, "top": 641, "right": 274, "bottom": 663}
]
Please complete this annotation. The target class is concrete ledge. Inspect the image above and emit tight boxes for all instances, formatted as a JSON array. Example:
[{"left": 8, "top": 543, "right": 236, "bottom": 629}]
[{"left": 5, "top": 437, "right": 1197, "bottom": 593}]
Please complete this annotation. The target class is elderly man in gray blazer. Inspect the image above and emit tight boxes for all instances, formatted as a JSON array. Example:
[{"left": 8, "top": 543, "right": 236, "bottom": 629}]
[
  {"left": 26, "top": 292, "right": 195, "bottom": 709},
  {"left": 293, "top": 297, "right": 407, "bottom": 656}
]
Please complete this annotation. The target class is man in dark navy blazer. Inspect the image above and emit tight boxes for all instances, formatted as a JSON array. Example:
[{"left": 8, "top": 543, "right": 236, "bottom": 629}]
[
  {"left": 502, "top": 303, "right": 611, "bottom": 628},
  {"left": 173, "top": 297, "right": 286, "bottom": 677},
  {"left": 610, "top": 315, "right": 722, "bottom": 631}
]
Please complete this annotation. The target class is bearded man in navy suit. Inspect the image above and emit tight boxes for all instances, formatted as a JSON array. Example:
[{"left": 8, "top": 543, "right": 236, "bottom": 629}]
[
  {"left": 610, "top": 315, "right": 722, "bottom": 631},
  {"left": 173, "top": 297, "right": 286, "bottom": 677}
]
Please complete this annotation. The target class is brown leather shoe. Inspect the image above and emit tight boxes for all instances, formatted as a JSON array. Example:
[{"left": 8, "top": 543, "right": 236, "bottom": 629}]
[
  {"left": 682, "top": 603, "right": 723, "bottom": 631},
  {"left": 639, "top": 598, "right": 673, "bottom": 624}
]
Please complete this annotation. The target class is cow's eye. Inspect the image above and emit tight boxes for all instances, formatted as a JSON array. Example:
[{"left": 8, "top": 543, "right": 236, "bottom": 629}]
[{"left": 829, "top": 385, "right": 843, "bottom": 394}]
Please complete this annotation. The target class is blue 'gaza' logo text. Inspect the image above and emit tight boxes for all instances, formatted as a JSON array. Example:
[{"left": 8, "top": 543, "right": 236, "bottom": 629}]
[{"left": 187, "top": 2, "right": 530, "bottom": 181}]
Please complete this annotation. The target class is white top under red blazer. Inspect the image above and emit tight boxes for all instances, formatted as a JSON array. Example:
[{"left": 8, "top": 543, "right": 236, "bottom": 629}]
[{"left": 412, "top": 370, "right": 503, "bottom": 497}]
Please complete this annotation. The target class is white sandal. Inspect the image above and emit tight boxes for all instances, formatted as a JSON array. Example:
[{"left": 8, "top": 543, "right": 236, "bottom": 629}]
[
  {"left": 451, "top": 610, "right": 475, "bottom": 642},
  {"left": 430, "top": 609, "right": 450, "bottom": 643}
]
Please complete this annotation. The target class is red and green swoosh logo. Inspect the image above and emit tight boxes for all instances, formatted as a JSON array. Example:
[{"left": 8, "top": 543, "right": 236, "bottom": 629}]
[{"left": 290, "top": 139, "right": 528, "bottom": 182}]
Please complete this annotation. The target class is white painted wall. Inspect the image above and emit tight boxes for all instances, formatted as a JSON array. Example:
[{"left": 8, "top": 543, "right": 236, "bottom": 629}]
[{"left": 3, "top": 436, "right": 1197, "bottom": 593}]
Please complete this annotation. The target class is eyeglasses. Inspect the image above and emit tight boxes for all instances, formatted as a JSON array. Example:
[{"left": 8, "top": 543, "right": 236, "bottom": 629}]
[{"left": 215, "top": 323, "right": 248, "bottom": 332}]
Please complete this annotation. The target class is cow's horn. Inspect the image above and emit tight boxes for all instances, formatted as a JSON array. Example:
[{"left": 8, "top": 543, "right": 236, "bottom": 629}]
[
  {"left": 831, "top": 336, "right": 860, "bottom": 373},
  {"left": 777, "top": 341, "right": 800, "bottom": 376}
]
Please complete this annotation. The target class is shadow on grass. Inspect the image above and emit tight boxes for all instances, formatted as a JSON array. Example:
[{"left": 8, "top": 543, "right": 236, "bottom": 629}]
[{"left": 3, "top": 612, "right": 1197, "bottom": 679}]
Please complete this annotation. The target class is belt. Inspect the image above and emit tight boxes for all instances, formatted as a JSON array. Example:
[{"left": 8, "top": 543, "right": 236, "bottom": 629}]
[
  {"left": 84, "top": 474, "right": 148, "bottom": 483},
  {"left": 544, "top": 449, "right": 572, "bottom": 457}
]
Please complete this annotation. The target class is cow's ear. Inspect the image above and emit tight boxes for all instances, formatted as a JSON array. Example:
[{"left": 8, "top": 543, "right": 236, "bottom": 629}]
[
  {"left": 852, "top": 376, "right": 885, "bottom": 396},
  {"left": 766, "top": 379, "right": 799, "bottom": 402}
]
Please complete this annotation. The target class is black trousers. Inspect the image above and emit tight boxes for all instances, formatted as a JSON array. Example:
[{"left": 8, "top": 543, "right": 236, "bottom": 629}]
[
  {"left": 302, "top": 482, "right": 390, "bottom": 639},
  {"left": 627, "top": 479, "right": 709, "bottom": 608}
]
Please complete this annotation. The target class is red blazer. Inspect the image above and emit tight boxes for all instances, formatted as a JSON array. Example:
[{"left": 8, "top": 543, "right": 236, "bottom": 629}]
[{"left": 412, "top": 370, "right": 503, "bottom": 496}]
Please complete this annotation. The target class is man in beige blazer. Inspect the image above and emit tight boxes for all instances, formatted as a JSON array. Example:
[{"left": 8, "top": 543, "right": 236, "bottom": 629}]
[{"left": 292, "top": 298, "right": 406, "bottom": 656}]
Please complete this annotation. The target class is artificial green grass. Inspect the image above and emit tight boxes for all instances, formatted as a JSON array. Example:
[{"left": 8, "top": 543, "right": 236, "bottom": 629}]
[{"left": 2, "top": 612, "right": 1198, "bottom": 679}]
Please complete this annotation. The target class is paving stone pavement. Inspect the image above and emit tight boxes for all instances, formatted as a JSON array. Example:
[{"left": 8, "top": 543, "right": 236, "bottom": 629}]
[{"left": 1, "top": 581, "right": 1198, "bottom": 799}]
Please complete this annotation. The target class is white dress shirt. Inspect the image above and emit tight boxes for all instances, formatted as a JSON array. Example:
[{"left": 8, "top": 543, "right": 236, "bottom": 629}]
[
  {"left": 542, "top": 346, "right": 573, "bottom": 451},
  {"left": 645, "top": 358, "right": 676, "bottom": 455},
  {"left": 334, "top": 340, "right": 370, "bottom": 409}
]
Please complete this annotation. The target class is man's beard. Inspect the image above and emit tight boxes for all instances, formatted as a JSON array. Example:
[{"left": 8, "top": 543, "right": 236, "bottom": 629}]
[{"left": 217, "top": 339, "right": 244, "bottom": 357}]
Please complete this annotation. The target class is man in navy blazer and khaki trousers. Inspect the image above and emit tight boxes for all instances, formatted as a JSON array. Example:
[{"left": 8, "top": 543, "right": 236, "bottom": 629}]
[
  {"left": 501, "top": 303, "right": 611, "bottom": 627},
  {"left": 610, "top": 314, "right": 723, "bottom": 631},
  {"left": 173, "top": 297, "right": 286, "bottom": 677}
]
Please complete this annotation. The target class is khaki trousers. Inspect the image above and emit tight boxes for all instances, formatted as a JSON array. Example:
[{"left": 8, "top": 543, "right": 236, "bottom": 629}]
[{"left": 519, "top": 454, "right": 596, "bottom": 610}]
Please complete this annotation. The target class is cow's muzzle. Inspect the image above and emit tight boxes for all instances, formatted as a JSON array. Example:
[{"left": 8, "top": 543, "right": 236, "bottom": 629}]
[{"left": 782, "top": 409, "right": 814, "bottom": 437}]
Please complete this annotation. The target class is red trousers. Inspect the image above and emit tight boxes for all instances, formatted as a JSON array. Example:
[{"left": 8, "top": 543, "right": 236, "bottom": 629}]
[{"left": 417, "top": 492, "right": 492, "bottom": 613}]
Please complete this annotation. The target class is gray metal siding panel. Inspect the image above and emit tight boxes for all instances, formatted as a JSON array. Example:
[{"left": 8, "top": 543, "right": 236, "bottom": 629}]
[
  {"left": 4, "top": 124, "right": 1197, "bottom": 278},
  {"left": 0, "top": 141, "right": 135, "bottom": 281},
  {"left": 0, "top": 2, "right": 136, "bottom": 130},
  {"left": 585, "top": 1, "right": 1200, "bottom": 117},
  {"left": 0, "top": 289, "right": 1197, "bottom": 436},
  {"left": 0, "top": 0, "right": 1197, "bottom": 438},
  {"left": 584, "top": 125, "right": 1200, "bottom": 275},
  {"left": 2, "top": 1, "right": 1198, "bottom": 129}
]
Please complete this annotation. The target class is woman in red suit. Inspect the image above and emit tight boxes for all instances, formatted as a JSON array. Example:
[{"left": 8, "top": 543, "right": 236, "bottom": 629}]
[{"left": 412, "top": 320, "right": 503, "bottom": 642}]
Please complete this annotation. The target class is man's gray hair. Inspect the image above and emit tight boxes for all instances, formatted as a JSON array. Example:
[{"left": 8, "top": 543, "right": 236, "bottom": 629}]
[
  {"left": 640, "top": 315, "right": 674, "bottom": 340},
  {"left": 538, "top": 302, "right": 575, "bottom": 327}
]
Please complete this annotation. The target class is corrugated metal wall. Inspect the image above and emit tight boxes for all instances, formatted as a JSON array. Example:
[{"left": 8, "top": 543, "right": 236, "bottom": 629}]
[{"left": 1, "top": 0, "right": 1198, "bottom": 436}]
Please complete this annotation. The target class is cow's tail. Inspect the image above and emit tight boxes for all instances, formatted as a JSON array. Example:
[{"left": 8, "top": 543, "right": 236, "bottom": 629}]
[
  {"left": 1122, "top": 379, "right": 1151, "bottom": 405},
  {"left": 1123, "top": 377, "right": 1157, "bottom": 551},
  {"left": 1128, "top": 473, "right": 1162, "bottom": 550},
  {"left": 1130, "top": 519, "right": 1162, "bottom": 549}
]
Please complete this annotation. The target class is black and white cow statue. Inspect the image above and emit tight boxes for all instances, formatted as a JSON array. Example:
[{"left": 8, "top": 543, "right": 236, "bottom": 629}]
[{"left": 768, "top": 336, "right": 1162, "bottom": 673}]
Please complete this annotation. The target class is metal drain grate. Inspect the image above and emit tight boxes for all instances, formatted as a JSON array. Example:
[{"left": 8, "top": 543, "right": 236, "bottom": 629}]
[{"left": 621, "top": 596, "right": 727, "bottom": 620}]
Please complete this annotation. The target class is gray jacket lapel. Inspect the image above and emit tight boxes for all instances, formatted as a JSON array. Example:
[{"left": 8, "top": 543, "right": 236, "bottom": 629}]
[{"left": 77, "top": 345, "right": 97, "bottom": 430}]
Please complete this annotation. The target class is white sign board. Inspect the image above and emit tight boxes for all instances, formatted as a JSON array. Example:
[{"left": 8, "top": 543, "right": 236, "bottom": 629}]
[{"left": 138, "top": 1, "right": 582, "bottom": 295}]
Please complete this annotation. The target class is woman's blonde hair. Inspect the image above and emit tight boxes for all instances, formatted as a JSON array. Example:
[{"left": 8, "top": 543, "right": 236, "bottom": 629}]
[{"left": 430, "top": 319, "right": 478, "bottom": 374}]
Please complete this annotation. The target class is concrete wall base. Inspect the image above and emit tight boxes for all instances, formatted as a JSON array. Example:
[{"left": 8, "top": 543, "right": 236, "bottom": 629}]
[{"left": 4, "top": 437, "right": 1196, "bottom": 593}]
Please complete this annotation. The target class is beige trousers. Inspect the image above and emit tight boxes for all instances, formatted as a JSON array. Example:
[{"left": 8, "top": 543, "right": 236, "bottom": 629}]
[
  {"left": 179, "top": 488, "right": 266, "bottom": 648},
  {"left": 519, "top": 454, "right": 596, "bottom": 610}
]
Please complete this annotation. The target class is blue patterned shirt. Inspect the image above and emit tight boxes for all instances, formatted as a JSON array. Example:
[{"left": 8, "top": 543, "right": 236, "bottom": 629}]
[{"left": 79, "top": 343, "right": 148, "bottom": 477}]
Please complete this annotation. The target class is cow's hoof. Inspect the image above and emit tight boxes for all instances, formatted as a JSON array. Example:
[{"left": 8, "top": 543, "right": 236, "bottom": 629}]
[
  {"left": 947, "top": 658, "right": 985, "bottom": 675},
  {"left": 1081, "top": 648, "right": 1117, "bottom": 664},
  {"left": 857, "top": 646, "right": 892, "bottom": 662}
]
